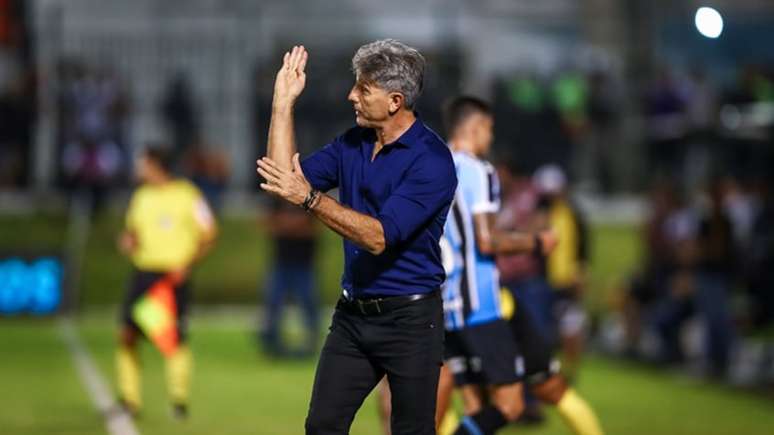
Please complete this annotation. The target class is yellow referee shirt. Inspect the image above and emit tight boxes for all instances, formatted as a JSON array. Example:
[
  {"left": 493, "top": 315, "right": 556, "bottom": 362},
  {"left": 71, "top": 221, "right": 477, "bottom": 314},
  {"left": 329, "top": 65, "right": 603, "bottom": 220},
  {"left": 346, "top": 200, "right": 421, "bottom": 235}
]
[
  {"left": 547, "top": 200, "right": 581, "bottom": 289},
  {"left": 126, "top": 179, "right": 216, "bottom": 272}
]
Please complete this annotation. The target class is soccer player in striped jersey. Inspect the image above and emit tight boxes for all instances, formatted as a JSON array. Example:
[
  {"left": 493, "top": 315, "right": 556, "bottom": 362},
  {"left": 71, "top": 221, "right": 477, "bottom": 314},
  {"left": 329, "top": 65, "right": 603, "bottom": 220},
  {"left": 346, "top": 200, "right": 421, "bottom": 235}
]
[{"left": 439, "top": 96, "right": 603, "bottom": 435}]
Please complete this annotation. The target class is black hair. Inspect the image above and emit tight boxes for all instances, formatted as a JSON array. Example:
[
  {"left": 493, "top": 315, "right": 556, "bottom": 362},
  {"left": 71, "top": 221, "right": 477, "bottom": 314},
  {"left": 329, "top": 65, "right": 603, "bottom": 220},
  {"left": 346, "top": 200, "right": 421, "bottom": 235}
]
[
  {"left": 143, "top": 144, "right": 175, "bottom": 174},
  {"left": 442, "top": 95, "right": 493, "bottom": 137}
]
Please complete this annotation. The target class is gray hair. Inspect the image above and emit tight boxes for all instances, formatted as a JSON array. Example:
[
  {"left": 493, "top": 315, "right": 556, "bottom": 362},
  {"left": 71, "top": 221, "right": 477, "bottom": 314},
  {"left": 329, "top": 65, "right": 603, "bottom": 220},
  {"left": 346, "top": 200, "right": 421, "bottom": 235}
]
[{"left": 351, "top": 39, "right": 426, "bottom": 109}]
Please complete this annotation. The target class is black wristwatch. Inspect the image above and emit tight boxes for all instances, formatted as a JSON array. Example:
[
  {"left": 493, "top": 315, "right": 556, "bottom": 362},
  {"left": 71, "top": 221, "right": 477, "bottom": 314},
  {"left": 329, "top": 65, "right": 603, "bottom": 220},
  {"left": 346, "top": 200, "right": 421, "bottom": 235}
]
[{"left": 302, "top": 189, "right": 320, "bottom": 211}]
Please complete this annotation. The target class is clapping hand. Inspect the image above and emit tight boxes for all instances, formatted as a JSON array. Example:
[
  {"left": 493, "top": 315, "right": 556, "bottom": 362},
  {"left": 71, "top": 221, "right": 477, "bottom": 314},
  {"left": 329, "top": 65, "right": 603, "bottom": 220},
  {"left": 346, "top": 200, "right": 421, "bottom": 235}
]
[{"left": 257, "top": 153, "right": 312, "bottom": 207}]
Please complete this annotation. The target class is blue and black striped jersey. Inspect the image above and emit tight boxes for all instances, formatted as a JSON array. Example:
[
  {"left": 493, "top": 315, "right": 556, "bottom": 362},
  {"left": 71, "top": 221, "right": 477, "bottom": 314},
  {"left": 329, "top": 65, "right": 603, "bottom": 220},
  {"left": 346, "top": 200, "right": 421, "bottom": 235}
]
[{"left": 442, "top": 150, "right": 503, "bottom": 331}]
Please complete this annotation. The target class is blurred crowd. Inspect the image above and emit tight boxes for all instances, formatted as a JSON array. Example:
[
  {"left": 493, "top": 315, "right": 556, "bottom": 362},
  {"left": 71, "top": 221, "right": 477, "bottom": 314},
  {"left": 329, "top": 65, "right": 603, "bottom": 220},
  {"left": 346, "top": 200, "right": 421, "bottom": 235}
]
[
  {"left": 0, "top": 2, "right": 230, "bottom": 212},
  {"left": 491, "top": 65, "right": 774, "bottom": 192},
  {"left": 492, "top": 70, "right": 621, "bottom": 194},
  {"left": 640, "top": 66, "right": 774, "bottom": 191},
  {"left": 488, "top": 65, "right": 774, "bottom": 378},
  {"left": 617, "top": 173, "right": 774, "bottom": 376},
  {"left": 53, "top": 59, "right": 229, "bottom": 215},
  {"left": 620, "top": 66, "right": 773, "bottom": 377},
  {"left": 3, "top": 23, "right": 773, "bottom": 204}
]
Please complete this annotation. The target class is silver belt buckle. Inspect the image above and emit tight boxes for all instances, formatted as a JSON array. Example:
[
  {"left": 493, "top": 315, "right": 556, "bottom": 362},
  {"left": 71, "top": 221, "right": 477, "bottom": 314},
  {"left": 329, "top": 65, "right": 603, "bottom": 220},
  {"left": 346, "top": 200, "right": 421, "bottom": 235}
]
[{"left": 356, "top": 298, "right": 381, "bottom": 315}]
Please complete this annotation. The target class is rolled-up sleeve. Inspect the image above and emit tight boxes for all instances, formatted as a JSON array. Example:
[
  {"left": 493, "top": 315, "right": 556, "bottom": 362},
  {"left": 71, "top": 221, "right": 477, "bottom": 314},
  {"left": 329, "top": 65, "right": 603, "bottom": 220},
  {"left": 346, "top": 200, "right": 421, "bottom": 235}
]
[
  {"left": 377, "top": 151, "right": 457, "bottom": 248},
  {"left": 301, "top": 138, "right": 342, "bottom": 192}
]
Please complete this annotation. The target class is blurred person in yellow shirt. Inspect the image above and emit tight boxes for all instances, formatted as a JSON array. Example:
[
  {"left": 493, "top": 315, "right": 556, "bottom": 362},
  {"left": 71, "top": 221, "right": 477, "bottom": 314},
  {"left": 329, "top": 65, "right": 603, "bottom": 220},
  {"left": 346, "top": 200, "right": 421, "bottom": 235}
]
[
  {"left": 534, "top": 164, "right": 589, "bottom": 381},
  {"left": 116, "top": 145, "right": 217, "bottom": 419}
]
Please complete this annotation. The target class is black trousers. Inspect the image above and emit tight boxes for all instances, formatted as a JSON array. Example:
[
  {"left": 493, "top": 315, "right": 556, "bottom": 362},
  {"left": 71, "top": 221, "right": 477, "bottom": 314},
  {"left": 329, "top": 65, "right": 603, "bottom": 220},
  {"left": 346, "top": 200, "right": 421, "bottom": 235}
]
[{"left": 305, "top": 293, "right": 444, "bottom": 435}]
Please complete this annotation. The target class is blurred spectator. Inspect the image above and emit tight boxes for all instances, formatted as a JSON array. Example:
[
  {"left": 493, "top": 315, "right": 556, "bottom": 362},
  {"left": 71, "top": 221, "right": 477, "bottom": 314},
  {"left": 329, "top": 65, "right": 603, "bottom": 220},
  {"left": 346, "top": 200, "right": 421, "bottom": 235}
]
[
  {"left": 550, "top": 71, "right": 589, "bottom": 177},
  {"left": 643, "top": 68, "right": 688, "bottom": 179},
  {"left": 0, "top": 0, "right": 33, "bottom": 188},
  {"left": 496, "top": 160, "right": 553, "bottom": 335},
  {"left": 0, "top": 52, "right": 33, "bottom": 187},
  {"left": 680, "top": 69, "right": 719, "bottom": 192},
  {"left": 493, "top": 74, "right": 549, "bottom": 172},
  {"left": 160, "top": 73, "right": 200, "bottom": 164},
  {"left": 746, "top": 178, "right": 774, "bottom": 328},
  {"left": 61, "top": 137, "right": 123, "bottom": 212},
  {"left": 495, "top": 160, "right": 553, "bottom": 423},
  {"left": 495, "top": 160, "right": 541, "bottom": 279},
  {"left": 684, "top": 69, "right": 718, "bottom": 136},
  {"left": 585, "top": 71, "right": 620, "bottom": 194},
  {"left": 694, "top": 180, "right": 737, "bottom": 374},
  {"left": 259, "top": 197, "right": 320, "bottom": 358},
  {"left": 721, "top": 177, "right": 758, "bottom": 249},
  {"left": 653, "top": 179, "right": 737, "bottom": 376},
  {"left": 619, "top": 179, "right": 681, "bottom": 356},
  {"left": 648, "top": 188, "right": 700, "bottom": 363},
  {"left": 58, "top": 62, "right": 129, "bottom": 212},
  {"left": 182, "top": 145, "right": 230, "bottom": 214},
  {"left": 533, "top": 164, "right": 590, "bottom": 381}
]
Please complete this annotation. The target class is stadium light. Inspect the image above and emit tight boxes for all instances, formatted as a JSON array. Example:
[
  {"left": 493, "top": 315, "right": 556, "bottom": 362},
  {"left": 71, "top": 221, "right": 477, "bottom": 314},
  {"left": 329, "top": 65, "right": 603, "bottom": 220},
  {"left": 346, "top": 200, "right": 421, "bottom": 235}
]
[{"left": 695, "top": 7, "right": 723, "bottom": 39}]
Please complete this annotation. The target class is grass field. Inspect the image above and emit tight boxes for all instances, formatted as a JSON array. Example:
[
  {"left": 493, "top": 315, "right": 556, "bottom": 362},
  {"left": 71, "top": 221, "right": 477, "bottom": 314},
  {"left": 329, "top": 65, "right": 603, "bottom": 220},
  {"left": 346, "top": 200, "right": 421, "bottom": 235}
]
[
  {"left": 0, "top": 212, "right": 637, "bottom": 311},
  {"left": 3, "top": 310, "right": 774, "bottom": 435},
  {"left": 0, "top": 212, "right": 345, "bottom": 306},
  {"left": 2, "top": 212, "right": 773, "bottom": 434}
]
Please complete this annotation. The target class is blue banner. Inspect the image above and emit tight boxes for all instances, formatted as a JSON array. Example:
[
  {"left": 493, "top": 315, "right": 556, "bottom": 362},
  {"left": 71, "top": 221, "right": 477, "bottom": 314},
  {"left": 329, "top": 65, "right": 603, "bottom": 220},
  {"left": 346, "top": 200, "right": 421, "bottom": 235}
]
[{"left": 0, "top": 257, "right": 63, "bottom": 315}]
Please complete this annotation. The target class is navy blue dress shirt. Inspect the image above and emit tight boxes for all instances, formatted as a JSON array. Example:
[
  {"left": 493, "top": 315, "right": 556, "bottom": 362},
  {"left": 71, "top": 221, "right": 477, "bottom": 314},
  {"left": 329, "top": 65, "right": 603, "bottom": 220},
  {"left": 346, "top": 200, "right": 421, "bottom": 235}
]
[{"left": 301, "top": 117, "right": 457, "bottom": 297}]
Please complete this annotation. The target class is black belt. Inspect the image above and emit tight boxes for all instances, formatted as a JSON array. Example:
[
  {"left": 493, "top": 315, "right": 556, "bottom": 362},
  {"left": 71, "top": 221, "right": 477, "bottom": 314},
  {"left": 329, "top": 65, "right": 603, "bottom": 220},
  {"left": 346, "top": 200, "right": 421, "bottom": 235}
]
[{"left": 338, "top": 290, "right": 439, "bottom": 316}]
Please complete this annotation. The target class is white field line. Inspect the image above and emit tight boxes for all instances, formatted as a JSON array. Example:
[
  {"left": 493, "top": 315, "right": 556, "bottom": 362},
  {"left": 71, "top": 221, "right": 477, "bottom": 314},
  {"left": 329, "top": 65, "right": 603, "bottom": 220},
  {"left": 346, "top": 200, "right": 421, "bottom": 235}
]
[{"left": 59, "top": 317, "right": 140, "bottom": 435}]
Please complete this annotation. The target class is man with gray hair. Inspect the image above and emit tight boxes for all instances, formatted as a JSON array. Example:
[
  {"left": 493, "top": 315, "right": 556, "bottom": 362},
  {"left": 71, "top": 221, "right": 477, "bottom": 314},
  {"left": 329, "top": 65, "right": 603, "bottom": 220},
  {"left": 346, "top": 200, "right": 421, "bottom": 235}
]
[{"left": 257, "top": 40, "right": 457, "bottom": 434}]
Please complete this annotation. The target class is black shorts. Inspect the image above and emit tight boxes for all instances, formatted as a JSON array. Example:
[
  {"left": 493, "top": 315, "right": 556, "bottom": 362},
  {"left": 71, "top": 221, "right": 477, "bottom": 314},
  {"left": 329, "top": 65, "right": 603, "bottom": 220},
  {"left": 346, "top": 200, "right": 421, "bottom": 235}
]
[
  {"left": 444, "top": 319, "right": 524, "bottom": 386},
  {"left": 120, "top": 270, "right": 191, "bottom": 342},
  {"left": 507, "top": 292, "right": 560, "bottom": 385}
]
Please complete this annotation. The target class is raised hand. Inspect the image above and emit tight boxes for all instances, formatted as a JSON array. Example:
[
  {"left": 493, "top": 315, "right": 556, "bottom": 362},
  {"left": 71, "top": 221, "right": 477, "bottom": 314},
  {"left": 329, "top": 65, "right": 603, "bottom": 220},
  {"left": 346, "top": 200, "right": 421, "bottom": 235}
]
[{"left": 273, "top": 45, "right": 309, "bottom": 109}]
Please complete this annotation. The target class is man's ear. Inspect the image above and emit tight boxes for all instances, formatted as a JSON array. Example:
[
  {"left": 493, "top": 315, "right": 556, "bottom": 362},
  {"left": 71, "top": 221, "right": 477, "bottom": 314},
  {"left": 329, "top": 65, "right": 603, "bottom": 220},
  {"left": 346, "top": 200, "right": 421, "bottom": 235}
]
[{"left": 388, "top": 92, "right": 404, "bottom": 115}]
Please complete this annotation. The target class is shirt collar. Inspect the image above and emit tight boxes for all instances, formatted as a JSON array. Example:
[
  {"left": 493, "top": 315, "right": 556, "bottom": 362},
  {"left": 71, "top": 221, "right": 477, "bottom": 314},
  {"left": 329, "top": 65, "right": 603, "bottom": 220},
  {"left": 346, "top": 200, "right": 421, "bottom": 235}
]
[
  {"left": 362, "top": 112, "right": 424, "bottom": 148},
  {"left": 389, "top": 112, "right": 424, "bottom": 148}
]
